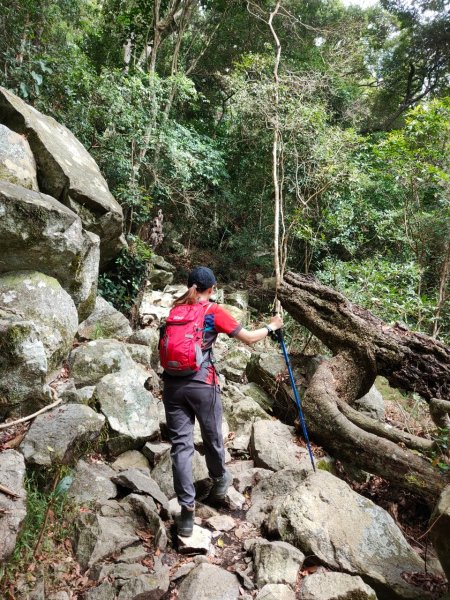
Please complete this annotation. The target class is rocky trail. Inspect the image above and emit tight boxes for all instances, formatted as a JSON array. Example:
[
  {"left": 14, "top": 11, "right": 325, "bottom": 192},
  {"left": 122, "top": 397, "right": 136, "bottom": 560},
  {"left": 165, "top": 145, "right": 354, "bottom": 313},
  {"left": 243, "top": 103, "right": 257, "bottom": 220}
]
[
  {"left": 0, "top": 279, "right": 448, "bottom": 600},
  {"left": 0, "top": 87, "right": 449, "bottom": 600}
]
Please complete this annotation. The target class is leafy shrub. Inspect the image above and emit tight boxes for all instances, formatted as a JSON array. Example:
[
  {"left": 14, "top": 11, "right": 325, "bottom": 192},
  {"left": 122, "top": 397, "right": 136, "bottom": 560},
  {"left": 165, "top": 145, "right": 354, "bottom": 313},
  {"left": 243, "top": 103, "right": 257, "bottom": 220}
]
[{"left": 98, "top": 235, "right": 153, "bottom": 313}]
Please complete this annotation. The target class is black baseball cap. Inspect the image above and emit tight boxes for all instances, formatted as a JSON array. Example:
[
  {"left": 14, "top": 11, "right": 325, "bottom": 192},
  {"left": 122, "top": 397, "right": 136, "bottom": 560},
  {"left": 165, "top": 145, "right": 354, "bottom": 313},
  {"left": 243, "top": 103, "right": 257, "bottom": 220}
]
[{"left": 187, "top": 266, "right": 217, "bottom": 291}]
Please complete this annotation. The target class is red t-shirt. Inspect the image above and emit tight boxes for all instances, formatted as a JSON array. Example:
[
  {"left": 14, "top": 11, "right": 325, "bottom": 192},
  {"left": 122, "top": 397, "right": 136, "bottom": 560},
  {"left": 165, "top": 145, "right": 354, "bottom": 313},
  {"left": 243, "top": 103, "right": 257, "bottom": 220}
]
[{"left": 164, "top": 301, "right": 242, "bottom": 385}]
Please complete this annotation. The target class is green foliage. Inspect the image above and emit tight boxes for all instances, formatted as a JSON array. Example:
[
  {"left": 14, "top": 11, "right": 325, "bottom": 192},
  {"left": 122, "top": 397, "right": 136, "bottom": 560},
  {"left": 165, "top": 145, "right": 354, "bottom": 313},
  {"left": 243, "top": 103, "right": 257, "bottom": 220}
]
[
  {"left": 429, "top": 428, "right": 449, "bottom": 474},
  {"left": 318, "top": 256, "right": 436, "bottom": 330},
  {"left": 98, "top": 235, "right": 153, "bottom": 313},
  {"left": 0, "top": 0, "right": 448, "bottom": 342},
  {"left": 1, "top": 470, "right": 76, "bottom": 573}
]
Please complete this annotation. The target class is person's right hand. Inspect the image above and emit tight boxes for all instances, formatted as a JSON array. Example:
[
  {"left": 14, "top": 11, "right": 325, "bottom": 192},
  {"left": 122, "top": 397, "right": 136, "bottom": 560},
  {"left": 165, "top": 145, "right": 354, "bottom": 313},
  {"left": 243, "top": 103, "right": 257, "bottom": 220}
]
[{"left": 270, "top": 315, "right": 283, "bottom": 331}]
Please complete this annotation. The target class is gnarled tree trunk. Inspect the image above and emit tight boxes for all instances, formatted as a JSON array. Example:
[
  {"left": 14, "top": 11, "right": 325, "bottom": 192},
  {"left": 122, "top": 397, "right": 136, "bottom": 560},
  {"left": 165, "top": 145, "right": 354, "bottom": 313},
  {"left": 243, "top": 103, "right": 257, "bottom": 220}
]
[{"left": 278, "top": 272, "right": 450, "bottom": 504}]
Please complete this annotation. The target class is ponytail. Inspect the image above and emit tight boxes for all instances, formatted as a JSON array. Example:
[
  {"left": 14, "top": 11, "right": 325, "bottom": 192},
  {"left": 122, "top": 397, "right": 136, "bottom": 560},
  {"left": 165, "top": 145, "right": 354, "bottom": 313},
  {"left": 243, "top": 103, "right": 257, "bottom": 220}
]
[{"left": 173, "top": 284, "right": 200, "bottom": 306}]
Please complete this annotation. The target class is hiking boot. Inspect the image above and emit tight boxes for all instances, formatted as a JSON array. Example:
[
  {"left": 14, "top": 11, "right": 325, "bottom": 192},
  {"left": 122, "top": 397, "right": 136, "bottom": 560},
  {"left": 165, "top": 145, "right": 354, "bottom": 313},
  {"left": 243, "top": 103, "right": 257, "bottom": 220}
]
[
  {"left": 208, "top": 470, "right": 232, "bottom": 502},
  {"left": 178, "top": 505, "right": 195, "bottom": 537}
]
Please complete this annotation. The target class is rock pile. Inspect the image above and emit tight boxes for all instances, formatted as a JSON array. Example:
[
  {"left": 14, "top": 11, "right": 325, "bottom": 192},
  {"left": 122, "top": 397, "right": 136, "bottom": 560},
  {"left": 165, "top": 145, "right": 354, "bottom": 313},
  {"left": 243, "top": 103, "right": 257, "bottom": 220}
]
[{"left": 2, "top": 277, "right": 443, "bottom": 600}]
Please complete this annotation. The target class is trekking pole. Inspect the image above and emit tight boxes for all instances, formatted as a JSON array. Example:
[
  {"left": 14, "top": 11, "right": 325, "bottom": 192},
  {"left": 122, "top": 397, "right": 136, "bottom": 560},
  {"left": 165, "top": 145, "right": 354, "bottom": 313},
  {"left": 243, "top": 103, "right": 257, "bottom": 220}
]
[{"left": 274, "top": 328, "right": 316, "bottom": 472}]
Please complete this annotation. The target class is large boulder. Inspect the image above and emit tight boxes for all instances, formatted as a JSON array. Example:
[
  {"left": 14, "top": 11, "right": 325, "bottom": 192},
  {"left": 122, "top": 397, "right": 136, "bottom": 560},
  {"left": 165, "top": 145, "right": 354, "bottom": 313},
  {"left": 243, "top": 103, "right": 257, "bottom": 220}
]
[
  {"left": 217, "top": 346, "right": 252, "bottom": 383},
  {"left": 0, "top": 450, "right": 27, "bottom": 562},
  {"left": 94, "top": 367, "right": 160, "bottom": 454},
  {"left": 19, "top": 403, "right": 105, "bottom": 466},
  {"left": 0, "top": 123, "right": 38, "bottom": 189},
  {"left": 68, "top": 339, "right": 136, "bottom": 387},
  {"left": 248, "top": 538, "right": 305, "bottom": 588},
  {"left": 300, "top": 572, "right": 377, "bottom": 600},
  {"left": 429, "top": 484, "right": 450, "bottom": 580},
  {"left": 354, "top": 385, "right": 385, "bottom": 422},
  {"left": 0, "top": 271, "right": 78, "bottom": 417},
  {"left": 0, "top": 307, "right": 49, "bottom": 418},
  {"left": 0, "top": 86, "right": 126, "bottom": 265},
  {"left": 222, "top": 384, "right": 271, "bottom": 454},
  {"left": 0, "top": 180, "right": 99, "bottom": 319},
  {"left": 77, "top": 296, "right": 131, "bottom": 341},
  {"left": 266, "top": 470, "right": 429, "bottom": 600},
  {"left": 0, "top": 271, "right": 78, "bottom": 369},
  {"left": 177, "top": 563, "right": 240, "bottom": 600},
  {"left": 250, "top": 420, "right": 307, "bottom": 471},
  {"left": 74, "top": 509, "right": 141, "bottom": 570},
  {"left": 247, "top": 466, "right": 310, "bottom": 528}
]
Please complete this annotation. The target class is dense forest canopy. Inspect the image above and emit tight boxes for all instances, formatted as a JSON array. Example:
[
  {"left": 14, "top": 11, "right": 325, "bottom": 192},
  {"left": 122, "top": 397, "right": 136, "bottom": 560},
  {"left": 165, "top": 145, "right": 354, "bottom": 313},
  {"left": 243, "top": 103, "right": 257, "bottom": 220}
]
[{"left": 1, "top": 0, "right": 448, "bottom": 340}]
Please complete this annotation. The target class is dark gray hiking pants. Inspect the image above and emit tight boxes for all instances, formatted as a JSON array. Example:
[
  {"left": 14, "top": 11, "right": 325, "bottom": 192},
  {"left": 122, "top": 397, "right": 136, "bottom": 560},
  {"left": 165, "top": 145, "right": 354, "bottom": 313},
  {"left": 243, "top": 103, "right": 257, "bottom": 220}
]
[{"left": 162, "top": 380, "right": 225, "bottom": 507}]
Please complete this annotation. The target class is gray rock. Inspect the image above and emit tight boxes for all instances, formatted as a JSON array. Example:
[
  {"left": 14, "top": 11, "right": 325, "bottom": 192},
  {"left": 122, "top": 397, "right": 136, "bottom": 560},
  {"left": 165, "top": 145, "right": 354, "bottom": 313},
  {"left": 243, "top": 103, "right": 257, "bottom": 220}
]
[
  {"left": 300, "top": 572, "right": 377, "bottom": 600},
  {"left": 255, "top": 584, "right": 296, "bottom": 600},
  {"left": 222, "top": 384, "right": 271, "bottom": 454},
  {"left": 221, "top": 303, "right": 247, "bottom": 326},
  {"left": 178, "top": 563, "right": 240, "bottom": 600},
  {"left": 127, "top": 327, "right": 160, "bottom": 356},
  {"left": 206, "top": 515, "right": 236, "bottom": 531},
  {"left": 152, "top": 255, "right": 175, "bottom": 272},
  {"left": 112, "top": 451, "right": 150, "bottom": 472},
  {"left": 172, "top": 562, "right": 196, "bottom": 581},
  {"left": 224, "top": 290, "right": 249, "bottom": 311},
  {"left": 0, "top": 271, "right": 78, "bottom": 371},
  {"left": 149, "top": 268, "right": 174, "bottom": 290},
  {"left": 228, "top": 460, "right": 255, "bottom": 474},
  {"left": 84, "top": 582, "right": 117, "bottom": 600},
  {"left": 178, "top": 524, "right": 212, "bottom": 554},
  {"left": 55, "top": 378, "right": 78, "bottom": 403},
  {"left": 250, "top": 420, "right": 307, "bottom": 471},
  {"left": 117, "top": 558, "right": 170, "bottom": 600},
  {"left": 151, "top": 448, "right": 210, "bottom": 500},
  {"left": 0, "top": 450, "right": 27, "bottom": 561},
  {"left": 251, "top": 539, "right": 304, "bottom": 588},
  {"left": 73, "top": 386, "right": 96, "bottom": 405},
  {"left": 355, "top": 385, "right": 385, "bottom": 422},
  {"left": 218, "top": 347, "right": 252, "bottom": 383},
  {"left": 125, "top": 343, "right": 154, "bottom": 370},
  {"left": 142, "top": 442, "right": 171, "bottom": 467},
  {"left": 95, "top": 368, "right": 160, "bottom": 453},
  {"left": 0, "top": 308, "right": 49, "bottom": 418},
  {"left": 120, "top": 493, "right": 167, "bottom": 549},
  {"left": 19, "top": 404, "right": 105, "bottom": 466},
  {"left": 226, "top": 486, "right": 246, "bottom": 510},
  {"left": 429, "top": 484, "right": 450, "bottom": 580},
  {"left": 246, "top": 467, "right": 310, "bottom": 528},
  {"left": 232, "top": 468, "right": 272, "bottom": 494},
  {"left": 69, "top": 339, "right": 136, "bottom": 387},
  {"left": 47, "top": 592, "right": 71, "bottom": 600},
  {"left": 0, "top": 85, "right": 125, "bottom": 265},
  {"left": 0, "top": 180, "right": 100, "bottom": 320},
  {"left": 0, "top": 123, "right": 38, "bottom": 189},
  {"left": 68, "top": 459, "right": 117, "bottom": 504},
  {"left": 241, "top": 383, "right": 273, "bottom": 413},
  {"left": 116, "top": 544, "right": 148, "bottom": 564},
  {"left": 73, "top": 511, "right": 141, "bottom": 570},
  {"left": 92, "top": 561, "right": 148, "bottom": 582},
  {"left": 112, "top": 468, "right": 169, "bottom": 512},
  {"left": 77, "top": 297, "right": 131, "bottom": 341},
  {"left": 269, "top": 470, "right": 429, "bottom": 600}
]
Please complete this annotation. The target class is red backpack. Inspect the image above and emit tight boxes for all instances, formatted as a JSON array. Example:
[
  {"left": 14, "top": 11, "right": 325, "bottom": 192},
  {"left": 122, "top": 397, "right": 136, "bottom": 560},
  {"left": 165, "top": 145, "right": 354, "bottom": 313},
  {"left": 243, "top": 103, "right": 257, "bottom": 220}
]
[{"left": 159, "top": 302, "right": 213, "bottom": 376}]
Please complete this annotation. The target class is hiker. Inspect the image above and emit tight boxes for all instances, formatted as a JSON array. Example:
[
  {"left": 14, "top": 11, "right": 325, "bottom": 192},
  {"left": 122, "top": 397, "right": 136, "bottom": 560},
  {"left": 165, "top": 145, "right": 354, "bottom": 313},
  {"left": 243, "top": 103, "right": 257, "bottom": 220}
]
[{"left": 160, "top": 266, "right": 283, "bottom": 536}]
